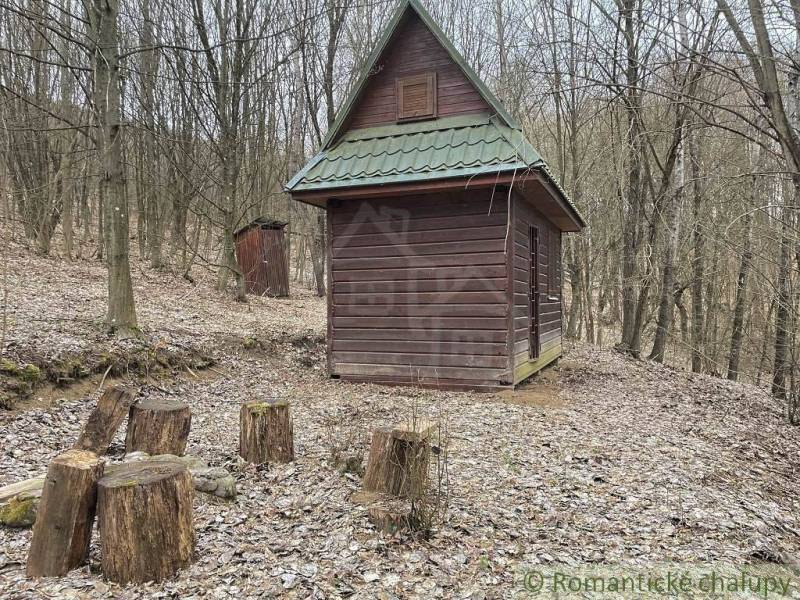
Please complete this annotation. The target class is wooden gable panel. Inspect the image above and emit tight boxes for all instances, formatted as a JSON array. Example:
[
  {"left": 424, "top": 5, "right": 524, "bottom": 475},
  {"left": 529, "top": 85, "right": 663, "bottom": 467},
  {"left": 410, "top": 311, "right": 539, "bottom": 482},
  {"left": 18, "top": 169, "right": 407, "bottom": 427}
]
[{"left": 346, "top": 12, "right": 491, "bottom": 130}]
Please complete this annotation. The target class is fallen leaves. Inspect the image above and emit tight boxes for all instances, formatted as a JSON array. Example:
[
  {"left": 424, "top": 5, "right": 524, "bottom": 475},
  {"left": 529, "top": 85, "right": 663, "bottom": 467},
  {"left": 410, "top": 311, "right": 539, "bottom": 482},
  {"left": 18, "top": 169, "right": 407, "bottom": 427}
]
[{"left": 1, "top": 246, "right": 799, "bottom": 597}]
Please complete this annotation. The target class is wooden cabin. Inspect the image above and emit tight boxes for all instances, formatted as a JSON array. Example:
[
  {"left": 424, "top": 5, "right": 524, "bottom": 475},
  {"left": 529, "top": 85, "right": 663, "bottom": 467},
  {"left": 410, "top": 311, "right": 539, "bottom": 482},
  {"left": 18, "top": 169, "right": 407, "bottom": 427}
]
[
  {"left": 287, "top": 0, "right": 585, "bottom": 390},
  {"left": 234, "top": 217, "right": 290, "bottom": 297}
]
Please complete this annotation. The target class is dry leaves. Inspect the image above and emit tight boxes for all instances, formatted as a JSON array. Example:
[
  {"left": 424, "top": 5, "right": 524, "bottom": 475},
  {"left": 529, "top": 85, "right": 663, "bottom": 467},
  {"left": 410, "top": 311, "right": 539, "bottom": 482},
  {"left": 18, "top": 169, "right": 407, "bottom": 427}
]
[{"left": 1, "top": 245, "right": 799, "bottom": 598}]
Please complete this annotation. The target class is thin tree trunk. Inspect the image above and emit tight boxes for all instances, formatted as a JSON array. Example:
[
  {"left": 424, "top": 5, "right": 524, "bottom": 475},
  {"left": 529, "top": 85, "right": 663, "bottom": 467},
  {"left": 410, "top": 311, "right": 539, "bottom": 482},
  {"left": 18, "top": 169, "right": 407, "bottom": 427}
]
[
  {"left": 88, "top": 0, "right": 138, "bottom": 333},
  {"left": 727, "top": 210, "right": 752, "bottom": 380},
  {"left": 772, "top": 193, "right": 794, "bottom": 398}
]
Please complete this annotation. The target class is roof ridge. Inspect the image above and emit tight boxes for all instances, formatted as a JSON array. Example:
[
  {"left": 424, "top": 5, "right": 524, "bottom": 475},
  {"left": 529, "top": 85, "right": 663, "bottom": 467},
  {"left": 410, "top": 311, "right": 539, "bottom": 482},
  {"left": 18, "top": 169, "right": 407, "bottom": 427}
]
[{"left": 320, "top": 0, "right": 518, "bottom": 149}]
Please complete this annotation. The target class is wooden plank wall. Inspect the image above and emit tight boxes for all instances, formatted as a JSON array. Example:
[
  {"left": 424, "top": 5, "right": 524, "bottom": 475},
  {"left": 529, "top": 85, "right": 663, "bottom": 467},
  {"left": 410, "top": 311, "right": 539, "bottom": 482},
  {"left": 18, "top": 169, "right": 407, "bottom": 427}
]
[
  {"left": 512, "top": 194, "right": 563, "bottom": 383},
  {"left": 345, "top": 12, "right": 491, "bottom": 130},
  {"left": 329, "top": 190, "right": 512, "bottom": 389},
  {"left": 235, "top": 227, "right": 265, "bottom": 296},
  {"left": 235, "top": 227, "right": 290, "bottom": 297}
]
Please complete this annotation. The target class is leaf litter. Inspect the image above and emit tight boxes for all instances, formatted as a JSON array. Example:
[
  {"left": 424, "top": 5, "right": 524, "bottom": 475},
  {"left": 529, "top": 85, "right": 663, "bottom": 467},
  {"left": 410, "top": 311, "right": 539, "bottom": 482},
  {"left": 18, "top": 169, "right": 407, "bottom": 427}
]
[{"left": 1, "top": 246, "right": 799, "bottom": 598}]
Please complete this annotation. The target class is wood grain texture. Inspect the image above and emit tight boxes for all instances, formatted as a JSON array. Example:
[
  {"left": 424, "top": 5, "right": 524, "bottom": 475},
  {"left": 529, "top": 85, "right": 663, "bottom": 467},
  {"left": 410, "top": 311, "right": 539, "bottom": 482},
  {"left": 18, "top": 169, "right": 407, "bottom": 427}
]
[
  {"left": 239, "top": 400, "right": 294, "bottom": 464},
  {"left": 73, "top": 386, "right": 135, "bottom": 455},
  {"left": 26, "top": 450, "right": 104, "bottom": 577},
  {"left": 125, "top": 399, "right": 192, "bottom": 456},
  {"left": 234, "top": 225, "right": 290, "bottom": 297},
  {"left": 97, "top": 461, "right": 194, "bottom": 584},
  {"left": 362, "top": 425, "right": 431, "bottom": 497},
  {"left": 344, "top": 12, "right": 490, "bottom": 131},
  {"left": 512, "top": 193, "right": 563, "bottom": 383},
  {"left": 329, "top": 190, "right": 513, "bottom": 388}
]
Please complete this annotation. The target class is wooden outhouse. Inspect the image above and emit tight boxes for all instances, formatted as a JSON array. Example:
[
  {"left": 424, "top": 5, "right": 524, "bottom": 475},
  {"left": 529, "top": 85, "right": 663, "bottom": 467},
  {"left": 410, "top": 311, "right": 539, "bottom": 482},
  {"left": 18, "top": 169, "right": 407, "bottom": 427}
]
[
  {"left": 287, "top": 0, "right": 585, "bottom": 390},
  {"left": 234, "top": 217, "right": 290, "bottom": 297}
]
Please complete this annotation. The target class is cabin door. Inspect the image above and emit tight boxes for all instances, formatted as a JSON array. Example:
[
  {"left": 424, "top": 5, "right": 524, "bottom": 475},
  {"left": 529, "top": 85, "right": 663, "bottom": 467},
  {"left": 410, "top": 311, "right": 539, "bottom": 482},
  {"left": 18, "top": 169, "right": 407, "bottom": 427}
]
[{"left": 529, "top": 226, "right": 540, "bottom": 359}]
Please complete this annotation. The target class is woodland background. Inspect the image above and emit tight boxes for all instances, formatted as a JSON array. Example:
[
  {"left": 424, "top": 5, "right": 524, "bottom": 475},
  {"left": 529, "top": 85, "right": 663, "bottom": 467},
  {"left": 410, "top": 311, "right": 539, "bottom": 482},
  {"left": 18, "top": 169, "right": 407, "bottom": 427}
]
[{"left": 1, "top": 0, "right": 800, "bottom": 416}]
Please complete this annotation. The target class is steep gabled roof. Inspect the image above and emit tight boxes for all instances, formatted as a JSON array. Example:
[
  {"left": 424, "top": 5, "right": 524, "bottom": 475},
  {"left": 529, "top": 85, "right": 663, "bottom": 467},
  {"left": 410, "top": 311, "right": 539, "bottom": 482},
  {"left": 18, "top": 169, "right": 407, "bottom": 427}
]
[
  {"left": 286, "top": 0, "right": 585, "bottom": 231},
  {"left": 319, "top": 0, "right": 518, "bottom": 150}
]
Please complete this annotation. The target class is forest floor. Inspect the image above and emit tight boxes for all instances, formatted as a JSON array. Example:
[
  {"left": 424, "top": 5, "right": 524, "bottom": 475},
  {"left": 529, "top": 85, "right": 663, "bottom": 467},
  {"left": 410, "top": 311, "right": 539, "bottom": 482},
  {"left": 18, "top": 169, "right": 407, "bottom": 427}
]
[{"left": 1, "top": 242, "right": 800, "bottom": 599}]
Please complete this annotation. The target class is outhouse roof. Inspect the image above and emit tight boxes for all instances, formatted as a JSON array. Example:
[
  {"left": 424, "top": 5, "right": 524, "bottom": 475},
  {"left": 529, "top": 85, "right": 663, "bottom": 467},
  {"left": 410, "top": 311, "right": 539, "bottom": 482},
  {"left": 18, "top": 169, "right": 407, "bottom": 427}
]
[{"left": 234, "top": 217, "right": 288, "bottom": 237}]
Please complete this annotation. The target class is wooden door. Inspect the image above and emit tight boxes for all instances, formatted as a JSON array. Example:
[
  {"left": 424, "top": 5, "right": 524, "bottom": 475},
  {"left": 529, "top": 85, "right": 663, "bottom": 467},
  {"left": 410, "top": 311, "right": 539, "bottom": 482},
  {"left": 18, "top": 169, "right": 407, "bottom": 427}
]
[
  {"left": 529, "top": 226, "right": 540, "bottom": 359},
  {"left": 263, "top": 228, "right": 290, "bottom": 297}
]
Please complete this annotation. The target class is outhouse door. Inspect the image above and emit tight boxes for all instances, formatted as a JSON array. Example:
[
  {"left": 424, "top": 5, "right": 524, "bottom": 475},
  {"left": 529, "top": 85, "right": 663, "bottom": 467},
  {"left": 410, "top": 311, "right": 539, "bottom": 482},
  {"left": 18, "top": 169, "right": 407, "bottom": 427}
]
[{"left": 529, "top": 226, "right": 540, "bottom": 359}]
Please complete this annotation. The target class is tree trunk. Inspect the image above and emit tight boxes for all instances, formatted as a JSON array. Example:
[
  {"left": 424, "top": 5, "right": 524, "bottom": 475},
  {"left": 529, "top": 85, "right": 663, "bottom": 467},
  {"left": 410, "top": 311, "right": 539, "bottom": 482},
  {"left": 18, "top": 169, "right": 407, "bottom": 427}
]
[
  {"left": 97, "top": 461, "right": 194, "bottom": 584},
  {"left": 727, "top": 210, "right": 752, "bottom": 381},
  {"left": 125, "top": 399, "right": 192, "bottom": 456},
  {"left": 565, "top": 238, "right": 582, "bottom": 339},
  {"left": 239, "top": 400, "right": 294, "bottom": 464},
  {"left": 619, "top": 0, "right": 645, "bottom": 353},
  {"left": 689, "top": 129, "right": 705, "bottom": 373},
  {"left": 773, "top": 202, "right": 793, "bottom": 399},
  {"left": 87, "top": 0, "right": 137, "bottom": 334},
  {"left": 73, "top": 386, "right": 136, "bottom": 455},
  {"left": 26, "top": 449, "right": 104, "bottom": 577}
]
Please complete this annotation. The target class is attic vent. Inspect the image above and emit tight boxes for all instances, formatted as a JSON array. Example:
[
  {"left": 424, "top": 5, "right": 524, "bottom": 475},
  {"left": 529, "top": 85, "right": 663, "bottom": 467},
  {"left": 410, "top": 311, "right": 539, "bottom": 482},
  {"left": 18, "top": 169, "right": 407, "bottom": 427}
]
[{"left": 396, "top": 73, "right": 437, "bottom": 121}]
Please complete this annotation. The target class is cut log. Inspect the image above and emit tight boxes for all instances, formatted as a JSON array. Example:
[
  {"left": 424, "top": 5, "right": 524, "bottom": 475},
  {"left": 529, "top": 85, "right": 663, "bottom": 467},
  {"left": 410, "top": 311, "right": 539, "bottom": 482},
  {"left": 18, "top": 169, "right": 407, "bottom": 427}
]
[
  {"left": 74, "top": 386, "right": 136, "bottom": 455},
  {"left": 1, "top": 454, "right": 235, "bottom": 526},
  {"left": 97, "top": 460, "right": 194, "bottom": 584},
  {"left": 26, "top": 449, "right": 104, "bottom": 577},
  {"left": 239, "top": 400, "right": 294, "bottom": 464},
  {"left": 125, "top": 399, "right": 191, "bottom": 456},
  {"left": 362, "top": 420, "right": 437, "bottom": 498}
]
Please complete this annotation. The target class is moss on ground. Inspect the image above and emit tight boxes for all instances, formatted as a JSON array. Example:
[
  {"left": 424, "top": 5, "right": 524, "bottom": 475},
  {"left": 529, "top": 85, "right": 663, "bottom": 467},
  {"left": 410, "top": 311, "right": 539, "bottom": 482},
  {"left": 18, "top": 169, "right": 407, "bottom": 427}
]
[
  {"left": 0, "top": 495, "right": 38, "bottom": 527},
  {"left": 0, "top": 341, "right": 215, "bottom": 411}
]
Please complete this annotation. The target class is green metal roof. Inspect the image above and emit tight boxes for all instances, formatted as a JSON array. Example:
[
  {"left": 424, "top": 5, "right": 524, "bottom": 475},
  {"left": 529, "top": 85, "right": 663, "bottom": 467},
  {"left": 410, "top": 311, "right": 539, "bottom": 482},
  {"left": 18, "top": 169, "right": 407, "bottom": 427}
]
[
  {"left": 286, "top": 0, "right": 586, "bottom": 229},
  {"left": 287, "top": 115, "right": 540, "bottom": 192}
]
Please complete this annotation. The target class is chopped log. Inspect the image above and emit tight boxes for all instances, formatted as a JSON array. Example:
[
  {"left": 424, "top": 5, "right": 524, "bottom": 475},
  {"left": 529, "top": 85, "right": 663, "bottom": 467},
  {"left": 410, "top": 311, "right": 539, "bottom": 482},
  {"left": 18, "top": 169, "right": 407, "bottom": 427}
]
[
  {"left": 239, "top": 400, "right": 294, "bottom": 464},
  {"left": 97, "top": 461, "right": 194, "bottom": 584},
  {"left": 125, "top": 399, "right": 192, "bottom": 456},
  {"left": 362, "top": 420, "right": 437, "bottom": 498},
  {"left": 1, "top": 454, "right": 235, "bottom": 526},
  {"left": 26, "top": 449, "right": 104, "bottom": 577},
  {"left": 73, "top": 386, "right": 136, "bottom": 455}
]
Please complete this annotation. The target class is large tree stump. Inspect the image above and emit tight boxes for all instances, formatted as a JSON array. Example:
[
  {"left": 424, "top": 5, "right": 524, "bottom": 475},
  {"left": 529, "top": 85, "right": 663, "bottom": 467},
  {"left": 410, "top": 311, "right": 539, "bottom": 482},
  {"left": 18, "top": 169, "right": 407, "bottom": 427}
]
[
  {"left": 97, "top": 461, "right": 194, "bottom": 584},
  {"left": 125, "top": 399, "right": 191, "bottom": 456},
  {"left": 74, "top": 386, "right": 136, "bottom": 455},
  {"left": 362, "top": 420, "right": 437, "bottom": 498},
  {"left": 239, "top": 400, "right": 294, "bottom": 464},
  {"left": 26, "top": 449, "right": 104, "bottom": 577}
]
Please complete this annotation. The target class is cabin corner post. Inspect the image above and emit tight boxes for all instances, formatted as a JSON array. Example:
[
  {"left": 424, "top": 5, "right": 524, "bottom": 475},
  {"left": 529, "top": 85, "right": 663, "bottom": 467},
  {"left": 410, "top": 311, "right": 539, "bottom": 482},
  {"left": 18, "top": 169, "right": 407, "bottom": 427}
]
[
  {"left": 326, "top": 200, "right": 335, "bottom": 377},
  {"left": 505, "top": 189, "right": 516, "bottom": 386}
]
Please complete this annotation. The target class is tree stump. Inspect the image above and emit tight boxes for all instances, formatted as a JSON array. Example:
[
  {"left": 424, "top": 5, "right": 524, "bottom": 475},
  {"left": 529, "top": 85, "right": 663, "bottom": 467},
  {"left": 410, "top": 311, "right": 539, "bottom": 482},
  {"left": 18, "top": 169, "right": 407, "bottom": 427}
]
[
  {"left": 125, "top": 399, "right": 192, "bottom": 456},
  {"left": 239, "top": 400, "right": 294, "bottom": 464},
  {"left": 97, "top": 461, "right": 194, "bottom": 584},
  {"left": 26, "top": 449, "right": 104, "bottom": 577},
  {"left": 362, "top": 420, "right": 437, "bottom": 498},
  {"left": 74, "top": 386, "right": 136, "bottom": 455}
]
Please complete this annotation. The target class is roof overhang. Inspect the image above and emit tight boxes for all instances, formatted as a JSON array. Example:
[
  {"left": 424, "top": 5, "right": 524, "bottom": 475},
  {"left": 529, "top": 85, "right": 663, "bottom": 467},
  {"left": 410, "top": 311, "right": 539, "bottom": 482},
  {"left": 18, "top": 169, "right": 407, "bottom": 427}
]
[{"left": 290, "top": 169, "right": 585, "bottom": 232}]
